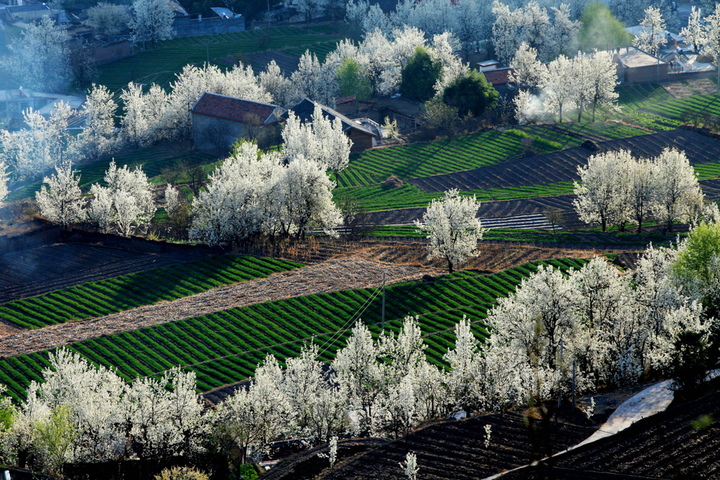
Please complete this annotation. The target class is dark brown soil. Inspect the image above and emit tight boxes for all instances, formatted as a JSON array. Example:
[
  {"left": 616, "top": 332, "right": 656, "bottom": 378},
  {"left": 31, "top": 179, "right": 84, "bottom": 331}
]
[
  {"left": 264, "top": 413, "right": 596, "bottom": 480},
  {"left": 548, "top": 390, "right": 720, "bottom": 479}
]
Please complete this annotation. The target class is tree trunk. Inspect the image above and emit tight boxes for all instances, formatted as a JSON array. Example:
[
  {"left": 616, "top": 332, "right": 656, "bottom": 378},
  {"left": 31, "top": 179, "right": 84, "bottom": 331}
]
[{"left": 447, "top": 257, "right": 454, "bottom": 274}]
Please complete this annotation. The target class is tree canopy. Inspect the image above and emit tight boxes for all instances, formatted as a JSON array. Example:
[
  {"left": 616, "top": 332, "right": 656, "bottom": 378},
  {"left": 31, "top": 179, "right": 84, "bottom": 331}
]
[
  {"left": 673, "top": 222, "right": 720, "bottom": 316},
  {"left": 400, "top": 46, "right": 442, "bottom": 102},
  {"left": 337, "top": 58, "right": 372, "bottom": 101},
  {"left": 579, "top": 2, "right": 633, "bottom": 51},
  {"left": 414, "top": 189, "right": 485, "bottom": 273},
  {"left": 442, "top": 70, "right": 498, "bottom": 117}
]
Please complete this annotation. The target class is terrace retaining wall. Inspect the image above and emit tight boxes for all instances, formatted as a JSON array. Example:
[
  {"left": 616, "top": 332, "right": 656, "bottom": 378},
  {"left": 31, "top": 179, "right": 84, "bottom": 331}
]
[
  {"left": 173, "top": 16, "right": 245, "bottom": 38},
  {"left": 63, "top": 228, "right": 222, "bottom": 256}
]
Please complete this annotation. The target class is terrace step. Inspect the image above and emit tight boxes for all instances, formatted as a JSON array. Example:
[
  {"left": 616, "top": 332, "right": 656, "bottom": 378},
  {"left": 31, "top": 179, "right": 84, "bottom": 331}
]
[{"left": 480, "top": 213, "right": 560, "bottom": 230}]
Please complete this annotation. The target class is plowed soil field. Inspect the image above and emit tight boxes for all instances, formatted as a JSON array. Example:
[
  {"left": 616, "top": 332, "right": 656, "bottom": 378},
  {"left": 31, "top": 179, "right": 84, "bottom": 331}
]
[{"left": 265, "top": 413, "right": 595, "bottom": 480}]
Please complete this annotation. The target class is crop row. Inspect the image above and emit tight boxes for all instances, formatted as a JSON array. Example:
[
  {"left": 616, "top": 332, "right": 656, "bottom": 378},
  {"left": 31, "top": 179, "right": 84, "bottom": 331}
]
[
  {"left": 617, "top": 84, "right": 670, "bottom": 110},
  {"left": 0, "top": 259, "right": 587, "bottom": 401},
  {"left": 335, "top": 127, "right": 586, "bottom": 189},
  {"left": 365, "top": 225, "right": 581, "bottom": 244},
  {"left": 0, "top": 256, "right": 303, "bottom": 329},
  {"left": 333, "top": 181, "right": 576, "bottom": 212},
  {"left": 617, "top": 84, "right": 720, "bottom": 122}
]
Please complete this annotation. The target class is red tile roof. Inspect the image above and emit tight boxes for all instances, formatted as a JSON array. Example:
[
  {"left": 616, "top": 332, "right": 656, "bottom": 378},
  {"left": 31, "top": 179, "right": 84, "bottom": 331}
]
[
  {"left": 482, "top": 68, "right": 513, "bottom": 86},
  {"left": 190, "top": 92, "right": 282, "bottom": 125}
]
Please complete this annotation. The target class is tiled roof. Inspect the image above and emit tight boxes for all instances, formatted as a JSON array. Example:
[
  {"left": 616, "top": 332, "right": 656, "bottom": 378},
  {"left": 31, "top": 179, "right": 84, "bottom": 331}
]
[
  {"left": 190, "top": 92, "right": 282, "bottom": 125},
  {"left": 7, "top": 4, "right": 51, "bottom": 13},
  {"left": 286, "top": 98, "right": 375, "bottom": 136},
  {"left": 482, "top": 68, "right": 513, "bottom": 86}
]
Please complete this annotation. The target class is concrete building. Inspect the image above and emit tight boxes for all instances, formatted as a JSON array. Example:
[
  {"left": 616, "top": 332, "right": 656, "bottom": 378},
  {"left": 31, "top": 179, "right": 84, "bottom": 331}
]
[{"left": 614, "top": 46, "right": 669, "bottom": 84}]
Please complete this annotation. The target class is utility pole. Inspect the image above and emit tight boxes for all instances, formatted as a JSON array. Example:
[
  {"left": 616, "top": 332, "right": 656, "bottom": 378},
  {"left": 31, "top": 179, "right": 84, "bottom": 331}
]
[
  {"left": 572, "top": 359, "right": 576, "bottom": 410},
  {"left": 381, "top": 270, "right": 386, "bottom": 333},
  {"left": 557, "top": 339, "right": 563, "bottom": 410}
]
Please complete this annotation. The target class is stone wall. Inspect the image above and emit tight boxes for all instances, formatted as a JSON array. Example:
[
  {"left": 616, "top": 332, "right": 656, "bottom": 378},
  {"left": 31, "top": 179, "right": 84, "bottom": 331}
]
[
  {"left": 192, "top": 114, "right": 248, "bottom": 155},
  {"left": 173, "top": 16, "right": 245, "bottom": 38}
]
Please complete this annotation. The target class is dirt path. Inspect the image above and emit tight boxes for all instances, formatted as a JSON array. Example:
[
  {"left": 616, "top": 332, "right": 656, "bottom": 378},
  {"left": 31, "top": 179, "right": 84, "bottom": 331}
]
[{"left": 0, "top": 258, "right": 441, "bottom": 358}]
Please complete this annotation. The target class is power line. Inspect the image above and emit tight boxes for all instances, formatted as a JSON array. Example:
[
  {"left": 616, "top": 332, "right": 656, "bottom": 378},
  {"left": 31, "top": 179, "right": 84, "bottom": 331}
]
[{"left": 315, "top": 273, "right": 387, "bottom": 359}]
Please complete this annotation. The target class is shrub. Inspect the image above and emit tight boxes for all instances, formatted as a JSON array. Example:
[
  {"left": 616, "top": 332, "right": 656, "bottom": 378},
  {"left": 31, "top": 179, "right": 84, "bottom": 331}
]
[
  {"left": 442, "top": 70, "right": 498, "bottom": 117},
  {"left": 401, "top": 46, "right": 442, "bottom": 102},
  {"left": 154, "top": 466, "right": 209, "bottom": 480},
  {"left": 382, "top": 176, "right": 404, "bottom": 189}
]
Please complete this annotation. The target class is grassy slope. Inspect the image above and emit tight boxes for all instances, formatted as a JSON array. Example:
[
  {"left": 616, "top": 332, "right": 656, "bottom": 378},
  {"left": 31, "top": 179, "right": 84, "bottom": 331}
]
[{"left": 96, "top": 26, "right": 342, "bottom": 92}]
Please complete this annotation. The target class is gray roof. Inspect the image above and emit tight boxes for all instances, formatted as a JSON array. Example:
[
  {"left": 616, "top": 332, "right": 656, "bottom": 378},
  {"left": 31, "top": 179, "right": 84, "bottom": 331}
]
[{"left": 286, "top": 98, "right": 375, "bottom": 137}]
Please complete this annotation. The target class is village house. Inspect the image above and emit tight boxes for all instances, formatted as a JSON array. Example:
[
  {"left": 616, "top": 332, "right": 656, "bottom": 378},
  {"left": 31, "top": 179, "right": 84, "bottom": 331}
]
[
  {"left": 190, "top": 92, "right": 285, "bottom": 154},
  {"left": 2, "top": 3, "right": 51, "bottom": 23},
  {"left": 476, "top": 60, "right": 513, "bottom": 95},
  {"left": 613, "top": 46, "right": 669, "bottom": 84},
  {"left": 285, "top": 98, "right": 380, "bottom": 152}
]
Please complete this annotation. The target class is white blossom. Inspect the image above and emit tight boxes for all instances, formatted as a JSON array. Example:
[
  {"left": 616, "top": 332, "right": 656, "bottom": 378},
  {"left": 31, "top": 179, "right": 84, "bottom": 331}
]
[
  {"left": 680, "top": 6, "right": 705, "bottom": 53},
  {"left": 35, "top": 164, "right": 86, "bottom": 229},
  {"left": 633, "top": 6, "right": 666, "bottom": 56},
  {"left": 415, "top": 189, "right": 486, "bottom": 273},
  {"left": 652, "top": 148, "right": 704, "bottom": 233},
  {"left": 89, "top": 161, "right": 156, "bottom": 236},
  {"left": 400, "top": 451, "right": 419, "bottom": 480},
  {"left": 0, "top": 102, "right": 76, "bottom": 180},
  {"left": 1, "top": 17, "right": 71, "bottom": 92},
  {"left": 78, "top": 84, "right": 118, "bottom": 159},
  {"left": 282, "top": 105, "right": 352, "bottom": 171},
  {"left": 574, "top": 150, "right": 633, "bottom": 232},
  {"left": 0, "top": 161, "right": 8, "bottom": 207},
  {"left": 130, "top": 0, "right": 175, "bottom": 48},
  {"left": 509, "top": 42, "right": 546, "bottom": 90}
]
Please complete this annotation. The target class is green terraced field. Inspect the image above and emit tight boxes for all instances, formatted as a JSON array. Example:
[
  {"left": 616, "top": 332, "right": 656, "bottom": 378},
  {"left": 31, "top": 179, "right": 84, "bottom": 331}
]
[
  {"left": 0, "top": 256, "right": 303, "bottom": 329},
  {"left": 333, "top": 182, "right": 576, "bottom": 212},
  {"left": 616, "top": 84, "right": 720, "bottom": 124},
  {"left": 335, "top": 120, "right": 658, "bottom": 191},
  {"left": 366, "top": 225, "right": 581, "bottom": 243},
  {"left": 335, "top": 128, "right": 584, "bottom": 189},
  {"left": 0, "top": 259, "right": 588, "bottom": 402},
  {"left": 97, "top": 26, "right": 343, "bottom": 92}
]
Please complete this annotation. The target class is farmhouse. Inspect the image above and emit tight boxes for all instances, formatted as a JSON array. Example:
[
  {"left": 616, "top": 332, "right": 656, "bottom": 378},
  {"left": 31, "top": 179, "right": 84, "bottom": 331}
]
[
  {"left": 190, "top": 92, "right": 284, "bottom": 154},
  {"left": 285, "top": 98, "right": 380, "bottom": 152},
  {"left": 476, "top": 60, "right": 513, "bottom": 94},
  {"left": 613, "top": 46, "right": 669, "bottom": 84},
  {"left": 2, "top": 3, "right": 52, "bottom": 23}
]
